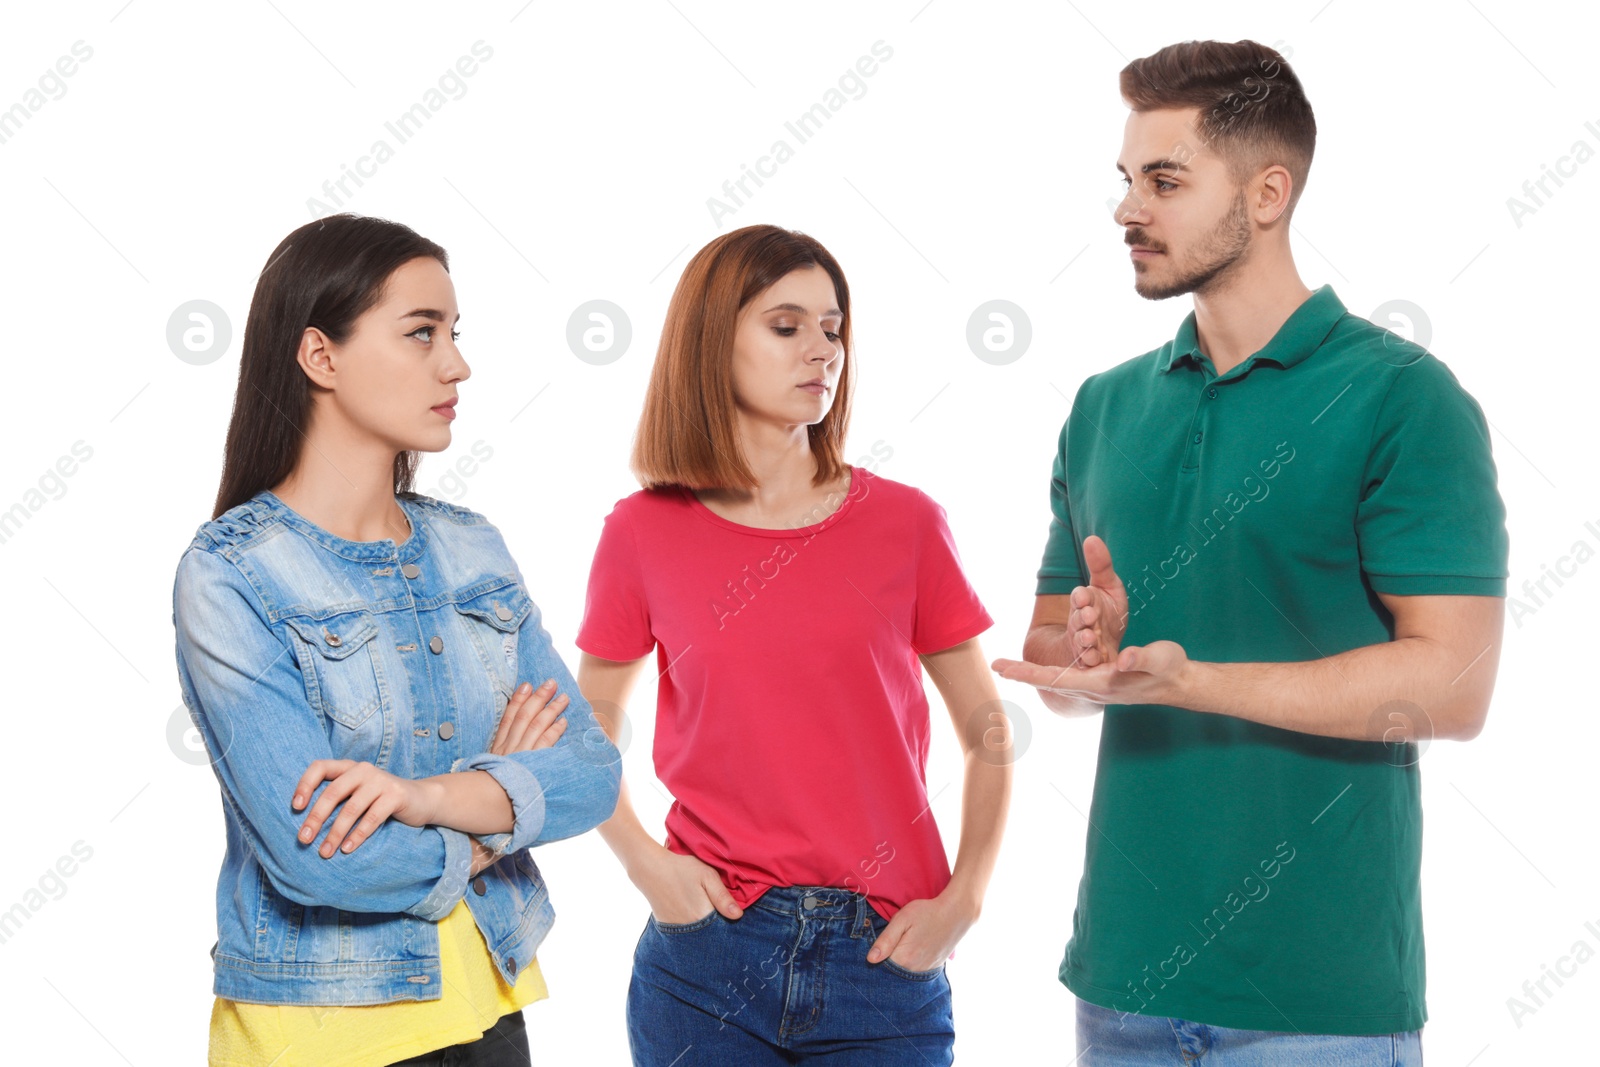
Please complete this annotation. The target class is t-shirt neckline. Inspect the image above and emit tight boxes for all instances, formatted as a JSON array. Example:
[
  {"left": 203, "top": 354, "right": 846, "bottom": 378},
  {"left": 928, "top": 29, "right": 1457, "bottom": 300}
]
[{"left": 680, "top": 465, "right": 862, "bottom": 538}]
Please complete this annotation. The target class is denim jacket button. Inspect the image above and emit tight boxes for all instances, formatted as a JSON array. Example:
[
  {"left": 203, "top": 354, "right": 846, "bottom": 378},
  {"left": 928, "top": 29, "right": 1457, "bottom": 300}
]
[
  {"left": 429, "top": 636, "right": 444, "bottom": 654},
  {"left": 472, "top": 878, "right": 487, "bottom": 896},
  {"left": 323, "top": 631, "right": 342, "bottom": 647},
  {"left": 401, "top": 563, "right": 421, "bottom": 579},
  {"left": 506, "top": 956, "right": 517, "bottom": 973},
  {"left": 494, "top": 605, "right": 513, "bottom": 621},
  {"left": 438, "top": 721, "right": 455, "bottom": 740}
]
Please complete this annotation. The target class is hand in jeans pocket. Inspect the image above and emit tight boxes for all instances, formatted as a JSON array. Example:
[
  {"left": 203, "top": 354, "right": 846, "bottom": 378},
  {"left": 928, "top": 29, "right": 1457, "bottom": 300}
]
[{"left": 636, "top": 846, "right": 745, "bottom": 926}]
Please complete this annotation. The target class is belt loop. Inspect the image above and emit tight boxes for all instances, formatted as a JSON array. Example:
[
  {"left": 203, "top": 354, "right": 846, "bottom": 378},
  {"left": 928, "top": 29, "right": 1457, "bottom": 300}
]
[{"left": 854, "top": 894, "right": 872, "bottom": 939}]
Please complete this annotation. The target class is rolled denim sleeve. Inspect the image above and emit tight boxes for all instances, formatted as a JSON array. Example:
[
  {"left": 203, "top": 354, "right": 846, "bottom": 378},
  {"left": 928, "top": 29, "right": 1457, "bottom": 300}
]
[
  {"left": 450, "top": 564, "right": 622, "bottom": 856},
  {"left": 174, "top": 547, "right": 472, "bottom": 920}
]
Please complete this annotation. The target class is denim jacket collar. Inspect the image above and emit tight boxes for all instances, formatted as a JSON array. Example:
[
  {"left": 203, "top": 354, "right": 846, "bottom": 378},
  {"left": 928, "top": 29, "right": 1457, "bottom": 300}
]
[{"left": 253, "top": 489, "right": 431, "bottom": 564}]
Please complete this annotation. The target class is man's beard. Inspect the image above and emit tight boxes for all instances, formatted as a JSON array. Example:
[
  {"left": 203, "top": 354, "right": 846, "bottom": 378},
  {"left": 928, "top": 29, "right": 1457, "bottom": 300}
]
[{"left": 1131, "top": 191, "right": 1252, "bottom": 301}]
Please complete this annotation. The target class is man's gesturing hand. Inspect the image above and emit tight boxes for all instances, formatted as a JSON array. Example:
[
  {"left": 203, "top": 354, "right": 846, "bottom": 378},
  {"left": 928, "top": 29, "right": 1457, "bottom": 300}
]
[
  {"left": 990, "top": 534, "right": 1140, "bottom": 716},
  {"left": 1067, "top": 535, "right": 1128, "bottom": 668}
]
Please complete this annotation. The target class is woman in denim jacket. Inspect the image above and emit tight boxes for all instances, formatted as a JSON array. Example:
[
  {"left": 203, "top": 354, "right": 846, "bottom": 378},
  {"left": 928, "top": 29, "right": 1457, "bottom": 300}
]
[{"left": 172, "top": 214, "right": 621, "bottom": 1066}]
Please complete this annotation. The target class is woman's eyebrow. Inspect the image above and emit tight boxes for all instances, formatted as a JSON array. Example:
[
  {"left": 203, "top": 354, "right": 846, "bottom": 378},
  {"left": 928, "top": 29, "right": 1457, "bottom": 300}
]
[
  {"left": 398, "top": 308, "right": 462, "bottom": 323},
  {"left": 761, "top": 302, "right": 843, "bottom": 319}
]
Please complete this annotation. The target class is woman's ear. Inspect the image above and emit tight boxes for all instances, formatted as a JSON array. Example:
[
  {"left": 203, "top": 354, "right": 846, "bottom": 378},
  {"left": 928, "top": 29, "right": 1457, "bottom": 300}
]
[{"left": 296, "top": 326, "right": 338, "bottom": 389}]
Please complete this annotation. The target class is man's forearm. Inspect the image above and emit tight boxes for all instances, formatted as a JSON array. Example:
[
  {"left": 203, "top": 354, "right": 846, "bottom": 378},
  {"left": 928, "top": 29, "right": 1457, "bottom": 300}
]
[{"left": 1177, "top": 635, "right": 1489, "bottom": 742}]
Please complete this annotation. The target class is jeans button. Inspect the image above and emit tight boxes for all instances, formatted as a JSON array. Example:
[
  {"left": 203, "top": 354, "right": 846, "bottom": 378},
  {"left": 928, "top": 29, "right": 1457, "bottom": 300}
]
[
  {"left": 438, "top": 721, "right": 454, "bottom": 740},
  {"left": 401, "top": 563, "right": 421, "bottom": 579},
  {"left": 803, "top": 895, "right": 819, "bottom": 909},
  {"left": 429, "top": 636, "right": 444, "bottom": 654}
]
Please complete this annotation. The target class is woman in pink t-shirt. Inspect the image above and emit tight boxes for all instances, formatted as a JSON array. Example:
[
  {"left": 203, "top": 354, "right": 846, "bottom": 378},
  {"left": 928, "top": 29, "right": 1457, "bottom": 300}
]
[{"left": 576, "top": 224, "right": 1014, "bottom": 1065}]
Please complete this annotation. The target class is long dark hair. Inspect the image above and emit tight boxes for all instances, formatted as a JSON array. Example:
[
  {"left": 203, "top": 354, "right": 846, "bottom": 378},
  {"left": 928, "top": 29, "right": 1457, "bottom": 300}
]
[{"left": 211, "top": 214, "right": 450, "bottom": 518}]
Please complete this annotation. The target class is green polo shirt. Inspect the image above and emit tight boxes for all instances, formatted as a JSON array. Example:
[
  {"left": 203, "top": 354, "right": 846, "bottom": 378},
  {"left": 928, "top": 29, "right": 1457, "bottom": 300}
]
[{"left": 1037, "top": 284, "right": 1508, "bottom": 1035}]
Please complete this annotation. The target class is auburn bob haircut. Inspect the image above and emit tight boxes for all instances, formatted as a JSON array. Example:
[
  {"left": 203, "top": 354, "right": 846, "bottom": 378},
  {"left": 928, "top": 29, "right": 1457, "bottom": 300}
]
[{"left": 631, "top": 224, "right": 854, "bottom": 491}]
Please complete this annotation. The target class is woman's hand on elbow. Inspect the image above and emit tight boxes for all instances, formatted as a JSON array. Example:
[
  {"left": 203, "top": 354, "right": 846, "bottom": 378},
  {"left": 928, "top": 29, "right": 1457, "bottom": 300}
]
[
  {"left": 490, "top": 679, "right": 571, "bottom": 755},
  {"left": 291, "top": 759, "right": 439, "bottom": 858}
]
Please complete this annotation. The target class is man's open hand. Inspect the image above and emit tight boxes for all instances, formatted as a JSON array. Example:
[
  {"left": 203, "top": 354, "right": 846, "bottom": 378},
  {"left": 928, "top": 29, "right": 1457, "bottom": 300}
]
[{"left": 1068, "top": 535, "right": 1129, "bottom": 668}]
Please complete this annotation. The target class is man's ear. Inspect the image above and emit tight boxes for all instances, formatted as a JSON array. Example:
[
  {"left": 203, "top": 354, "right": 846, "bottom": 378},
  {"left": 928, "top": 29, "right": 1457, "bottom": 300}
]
[{"left": 1254, "top": 164, "right": 1295, "bottom": 226}]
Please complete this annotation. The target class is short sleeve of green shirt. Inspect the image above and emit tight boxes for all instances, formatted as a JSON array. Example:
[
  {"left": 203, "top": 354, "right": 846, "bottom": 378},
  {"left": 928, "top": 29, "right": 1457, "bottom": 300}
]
[
  {"left": 1356, "top": 356, "right": 1508, "bottom": 596},
  {"left": 1037, "top": 407, "right": 1086, "bottom": 593}
]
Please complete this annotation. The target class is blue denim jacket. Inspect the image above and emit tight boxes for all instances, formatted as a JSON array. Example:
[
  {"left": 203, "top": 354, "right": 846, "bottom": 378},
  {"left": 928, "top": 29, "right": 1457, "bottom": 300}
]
[{"left": 172, "top": 489, "right": 621, "bottom": 1006}]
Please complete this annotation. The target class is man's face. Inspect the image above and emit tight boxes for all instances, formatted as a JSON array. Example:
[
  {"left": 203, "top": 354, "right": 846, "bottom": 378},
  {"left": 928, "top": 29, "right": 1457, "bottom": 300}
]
[{"left": 1114, "top": 107, "right": 1254, "bottom": 301}]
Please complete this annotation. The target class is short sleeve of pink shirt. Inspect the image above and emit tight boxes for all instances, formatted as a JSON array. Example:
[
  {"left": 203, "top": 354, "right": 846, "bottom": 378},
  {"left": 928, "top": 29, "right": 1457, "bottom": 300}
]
[{"left": 576, "top": 466, "right": 992, "bottom": 921}]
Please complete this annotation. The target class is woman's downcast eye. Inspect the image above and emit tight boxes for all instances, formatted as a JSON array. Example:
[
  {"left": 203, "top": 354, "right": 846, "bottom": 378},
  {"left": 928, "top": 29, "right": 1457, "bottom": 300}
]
[{"left": 772, "top": 326, "right": 843, "bottom": 341}]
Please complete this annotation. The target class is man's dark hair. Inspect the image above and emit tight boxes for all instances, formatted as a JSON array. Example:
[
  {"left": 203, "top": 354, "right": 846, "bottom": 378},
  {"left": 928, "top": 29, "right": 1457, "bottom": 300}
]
[{"left": 1121, "top": 40, "right": 1316, "bottom": 217}]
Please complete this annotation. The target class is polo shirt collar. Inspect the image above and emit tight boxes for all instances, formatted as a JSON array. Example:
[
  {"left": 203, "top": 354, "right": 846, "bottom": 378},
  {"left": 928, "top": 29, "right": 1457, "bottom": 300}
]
[{"left": 1159, "top": 284, "right": 1346, "bottom": 374}]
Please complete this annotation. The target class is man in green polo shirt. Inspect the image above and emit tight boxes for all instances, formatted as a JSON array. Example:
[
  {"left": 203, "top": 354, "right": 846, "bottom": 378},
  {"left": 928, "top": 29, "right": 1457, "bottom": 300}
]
[{"left": 993, "top": 39, "right": 1508, "bottom": 1063}]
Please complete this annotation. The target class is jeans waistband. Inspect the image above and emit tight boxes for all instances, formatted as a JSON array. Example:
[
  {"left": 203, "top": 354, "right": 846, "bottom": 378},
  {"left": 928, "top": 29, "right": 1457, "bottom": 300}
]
[{"left": 751, "top": 885, "right": 877, "bottom": 937}]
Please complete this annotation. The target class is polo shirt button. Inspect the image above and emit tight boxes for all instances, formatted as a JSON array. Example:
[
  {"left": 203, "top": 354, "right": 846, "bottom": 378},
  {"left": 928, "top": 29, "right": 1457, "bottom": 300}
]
[
  {"left": 401, "top": 563, "right": 421, "bottom": 579},
  {"left": 438, "top": 721, "right": 454, "bottom": 740},
  {"left": 1207, "top": 387, "right": 1217, "bottom": 398},
  {"left": 429, "top": 636, "right": 444, "bottom": 654},
  {"left": 472, "top": 878, "right": 487, "bottom": 895},
  {"left": 1194, "top": 432, "right": 1203, "bottom": 443}
]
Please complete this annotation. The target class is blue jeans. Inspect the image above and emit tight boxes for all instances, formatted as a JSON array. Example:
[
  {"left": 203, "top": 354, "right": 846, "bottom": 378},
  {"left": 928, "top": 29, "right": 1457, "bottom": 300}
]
[
  {"left": 626, "top": 884, "right": 955, "bottom": 1065},
  {"left": 1075, "top": 997, "right": 1423, "bottom": 1065}
]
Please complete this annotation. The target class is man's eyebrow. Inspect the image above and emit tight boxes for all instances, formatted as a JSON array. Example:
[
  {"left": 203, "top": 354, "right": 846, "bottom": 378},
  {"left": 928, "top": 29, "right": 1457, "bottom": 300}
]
[
  {"left": 1115, "top": 160, "right": 1191, "bottom": 175},
  {"left": 761, "top": 302, "right": 844, "bottom": 319},
  {"left": 398, "top": 308, "right": 461, "bottom": 323}
]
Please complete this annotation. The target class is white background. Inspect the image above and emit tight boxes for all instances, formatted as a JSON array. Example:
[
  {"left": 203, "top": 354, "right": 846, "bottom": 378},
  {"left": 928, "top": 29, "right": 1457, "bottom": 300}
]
[{"left": 1, "top": 1, "right": 1595, "bottom": 1063}]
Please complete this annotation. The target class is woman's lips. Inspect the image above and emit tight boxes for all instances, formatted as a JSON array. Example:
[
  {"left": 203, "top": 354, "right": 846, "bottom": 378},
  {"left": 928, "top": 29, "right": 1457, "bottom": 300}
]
[{"left": 431, "top": 405, "right": 457, "bottom": 420}]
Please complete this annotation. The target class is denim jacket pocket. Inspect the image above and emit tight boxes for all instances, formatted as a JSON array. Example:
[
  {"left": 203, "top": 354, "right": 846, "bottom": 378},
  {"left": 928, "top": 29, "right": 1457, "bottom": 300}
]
[
  {"left": 283, "top": 611, "right": 389, "bottom": 761},
  {"left": 452, "top": 583, "right": 533, "bottom": 699}
]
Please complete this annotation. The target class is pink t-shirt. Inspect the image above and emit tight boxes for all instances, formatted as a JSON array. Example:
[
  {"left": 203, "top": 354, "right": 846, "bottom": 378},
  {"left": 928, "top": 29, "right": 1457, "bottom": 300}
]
[{"left": 576, "top": 466, "right": 993, "bottom": 921}]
